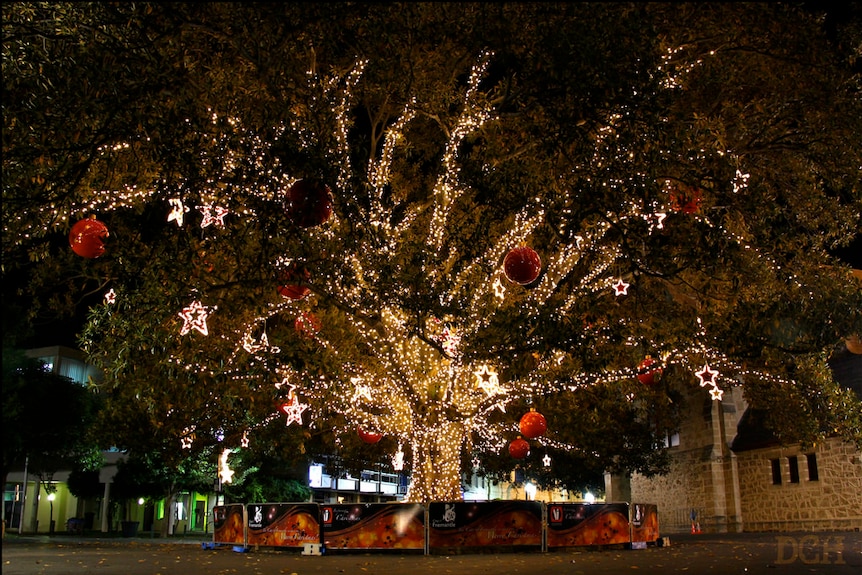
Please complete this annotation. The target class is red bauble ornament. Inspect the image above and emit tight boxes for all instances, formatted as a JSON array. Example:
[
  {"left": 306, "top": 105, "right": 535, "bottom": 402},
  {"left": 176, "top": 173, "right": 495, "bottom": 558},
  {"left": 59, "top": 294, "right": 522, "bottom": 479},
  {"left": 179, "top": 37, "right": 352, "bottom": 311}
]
[
  {"left": 294, "top": 311, "right": 321, "bottom": 337},
  {"left": 670, "top": 184, "right": 702, "bottom": 214},
  {"left": 503, "top": 246, "right": 541, "bottom": 285},
  {"left": 69, "top": 217, "right": 109, "bottom": 258},
  {"left": 286, "top": 179, "right": 333, "bottom": 228},
  {"left": 277, "top": 264, "right": 311, "bottom": 300},
  {"left": 509, "top": 437, "right": 530, "bottom": 459},
  {"left": 519, "top": 409, "right": 547, "bottom": 439},
  {"left": 637, "top": 356, "right": 662, "bottom": 386},
  {"left": 357, "top": 427, "right": 383, "bottom": 444}
]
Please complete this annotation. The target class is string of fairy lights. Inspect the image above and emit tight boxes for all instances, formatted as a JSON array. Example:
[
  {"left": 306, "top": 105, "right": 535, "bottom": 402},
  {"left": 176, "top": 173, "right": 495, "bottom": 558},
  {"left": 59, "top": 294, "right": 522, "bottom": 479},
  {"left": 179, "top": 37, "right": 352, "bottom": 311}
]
[{"left": 65, "top": 48, "right": 812, "bottom": 502}]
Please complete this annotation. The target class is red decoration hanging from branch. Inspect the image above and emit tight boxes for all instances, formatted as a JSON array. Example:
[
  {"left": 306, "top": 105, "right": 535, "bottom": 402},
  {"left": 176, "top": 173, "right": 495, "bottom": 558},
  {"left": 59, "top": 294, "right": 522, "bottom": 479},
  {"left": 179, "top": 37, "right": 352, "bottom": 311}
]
[
  {"left": 519, "top": 408, "right": 547, "bottom": 439},
  {"left": 637, "top": 356, "right": 662, "bottom": 386},
  {"left": 503, "top": 246, "right": 542, "bottom": 285},
  {"left": 509, "top": 437, "right": 530, "bottom": 459},
  {"left": 69, "top": 216, "right": 109, "bottom": 258},
  {"left": 357, "top": 427, "right": 383, "bottom": 444},
  {"left": 285, "top": 179, "right": 333, "bottom": 228},
  {"left": 277, "top": 263, "right": 311, "bottom": 300}
]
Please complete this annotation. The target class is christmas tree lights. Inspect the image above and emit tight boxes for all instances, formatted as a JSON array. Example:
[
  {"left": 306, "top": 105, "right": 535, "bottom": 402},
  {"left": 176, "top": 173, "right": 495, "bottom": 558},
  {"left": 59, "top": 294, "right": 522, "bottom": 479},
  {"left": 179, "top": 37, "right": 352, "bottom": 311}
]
[{"left": 9, "top": 4, "right": 854, "bottom": 507}]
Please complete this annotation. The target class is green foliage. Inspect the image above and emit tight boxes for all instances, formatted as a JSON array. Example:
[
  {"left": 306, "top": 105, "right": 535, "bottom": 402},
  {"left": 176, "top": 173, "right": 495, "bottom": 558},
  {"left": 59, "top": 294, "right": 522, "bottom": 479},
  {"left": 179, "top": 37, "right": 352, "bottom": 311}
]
[{"left": 1, "top": 346, "right": 102, "bottom": 484}]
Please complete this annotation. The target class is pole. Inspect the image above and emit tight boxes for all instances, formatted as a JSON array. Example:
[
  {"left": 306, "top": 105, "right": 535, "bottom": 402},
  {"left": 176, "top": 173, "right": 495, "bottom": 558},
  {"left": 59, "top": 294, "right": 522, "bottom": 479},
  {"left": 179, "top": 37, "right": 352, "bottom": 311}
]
[{"left": 18, "top": 456, "right": 28, "bottom": 535}]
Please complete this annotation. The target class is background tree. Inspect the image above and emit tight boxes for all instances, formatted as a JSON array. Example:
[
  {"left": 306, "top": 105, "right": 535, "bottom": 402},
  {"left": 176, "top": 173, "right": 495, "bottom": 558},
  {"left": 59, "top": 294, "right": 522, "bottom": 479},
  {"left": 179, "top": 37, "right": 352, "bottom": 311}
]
[
  {"left": 1, "top": 347, "right": 103, "bottom": 528},
  {"left": 3, "top": 3, "right": 861, "bottom": 503}
]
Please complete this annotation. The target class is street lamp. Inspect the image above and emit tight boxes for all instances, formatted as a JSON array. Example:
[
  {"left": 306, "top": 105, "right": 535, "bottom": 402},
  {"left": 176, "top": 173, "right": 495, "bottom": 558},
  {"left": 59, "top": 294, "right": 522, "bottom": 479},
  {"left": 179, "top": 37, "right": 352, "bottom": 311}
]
[{"left": 47, "top": 492, "right": 56, "bottom": 535}]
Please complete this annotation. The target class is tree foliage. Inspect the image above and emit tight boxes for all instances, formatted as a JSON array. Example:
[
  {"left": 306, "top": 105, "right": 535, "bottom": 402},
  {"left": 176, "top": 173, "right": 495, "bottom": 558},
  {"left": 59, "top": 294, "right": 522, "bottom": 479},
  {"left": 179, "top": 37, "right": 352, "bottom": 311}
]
[
  {"left": 3, "top": 2, "right": 861, "bottom": 501},
  {"left": 1, "top": 347, "right": 103, "bottom": 487}
]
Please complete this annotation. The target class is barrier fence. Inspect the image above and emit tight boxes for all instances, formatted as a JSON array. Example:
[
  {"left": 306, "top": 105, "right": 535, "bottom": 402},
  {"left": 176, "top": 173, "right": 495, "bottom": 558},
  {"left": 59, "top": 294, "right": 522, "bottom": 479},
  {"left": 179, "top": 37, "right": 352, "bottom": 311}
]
[{"left": 212, "top": 501, "right": 660, "bottom": 554}]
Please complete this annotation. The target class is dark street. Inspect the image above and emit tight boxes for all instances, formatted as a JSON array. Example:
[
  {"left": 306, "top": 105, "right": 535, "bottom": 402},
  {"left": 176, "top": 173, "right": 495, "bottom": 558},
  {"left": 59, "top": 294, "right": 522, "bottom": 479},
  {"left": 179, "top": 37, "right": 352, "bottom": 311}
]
[{"left": 3, "top": 531, "right": 860, "bottom": 575}]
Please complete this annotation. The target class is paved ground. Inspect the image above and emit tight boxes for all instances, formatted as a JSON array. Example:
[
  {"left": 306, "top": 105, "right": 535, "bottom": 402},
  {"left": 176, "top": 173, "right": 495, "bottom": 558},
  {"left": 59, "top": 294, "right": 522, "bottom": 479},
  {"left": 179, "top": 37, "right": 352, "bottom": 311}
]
[{"left": 2, "top": 530, "right": 860, "bottom": 575}]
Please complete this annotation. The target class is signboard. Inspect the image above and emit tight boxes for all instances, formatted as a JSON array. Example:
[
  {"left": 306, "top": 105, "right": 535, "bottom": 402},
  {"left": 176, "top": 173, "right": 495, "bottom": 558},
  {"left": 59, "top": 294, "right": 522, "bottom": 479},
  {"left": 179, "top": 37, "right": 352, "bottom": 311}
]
[
  {"left": 212, "top": 504, "right": 246, "bottom": 545},
  {"left": 546, "top": 503, "right": 630, "bottom": 547},
  {"left": 321, "top": 503, "right": 425, "bottom": 550},
  {"left": 427, "top": 501, "right": 543, "bottom": 550},
  {"left": 630, "top": 503, "right": 659, "bottom": 543},
  {"left": 246, "top": 503, "right": 321, "bottom": 548}
]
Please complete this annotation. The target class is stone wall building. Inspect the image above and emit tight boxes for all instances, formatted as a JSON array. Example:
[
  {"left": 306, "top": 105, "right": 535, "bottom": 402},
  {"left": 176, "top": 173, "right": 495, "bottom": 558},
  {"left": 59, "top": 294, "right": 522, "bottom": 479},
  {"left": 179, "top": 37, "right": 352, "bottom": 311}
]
[{"left": 606, "top": 343, "right": 862, "bottom": 533}]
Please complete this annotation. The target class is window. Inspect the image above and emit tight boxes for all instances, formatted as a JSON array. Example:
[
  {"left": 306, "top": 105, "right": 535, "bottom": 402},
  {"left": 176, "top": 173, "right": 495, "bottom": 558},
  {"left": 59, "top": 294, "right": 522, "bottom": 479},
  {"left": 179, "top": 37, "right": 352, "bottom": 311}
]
[
  {"left": 806, "top": 453, "right": 819, "bottom": 481},
  {"left": 664, "top": 432, "right": 680, "bottom": 448},
  {"left": 787, "top": 456, "right": 799, "bottom": 484},
  {"left": 770, "top": 458, "right": 782, "bottom": 485}
]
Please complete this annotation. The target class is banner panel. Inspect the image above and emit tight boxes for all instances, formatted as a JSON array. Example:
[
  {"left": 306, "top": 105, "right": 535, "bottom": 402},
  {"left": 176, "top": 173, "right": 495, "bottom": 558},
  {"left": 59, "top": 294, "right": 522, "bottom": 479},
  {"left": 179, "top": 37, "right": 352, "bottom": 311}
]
[
  {"left": 630, "top": 503, "right": 660, "bottom": 543},
  {"left": 212, "top": 504, "right": 247, "bottom": 545},
  {"left": 427, "top": 501, "right": 543, "bottom": 549},
  {"left": 546, "top": 503, "right": 630, "bottom": 547},
  {"left": 246, "top": 503, "right": 321, "bottom": 548},
  {"left": 321, "top": 503, "right": 426, "bottom": 550}
]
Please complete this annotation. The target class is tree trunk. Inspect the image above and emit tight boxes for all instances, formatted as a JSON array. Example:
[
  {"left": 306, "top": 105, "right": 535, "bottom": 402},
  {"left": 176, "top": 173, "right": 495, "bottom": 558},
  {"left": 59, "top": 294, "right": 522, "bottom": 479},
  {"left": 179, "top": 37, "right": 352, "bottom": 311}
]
[{"left": 404, "top": 419, "right": 465, "bottom": 503}]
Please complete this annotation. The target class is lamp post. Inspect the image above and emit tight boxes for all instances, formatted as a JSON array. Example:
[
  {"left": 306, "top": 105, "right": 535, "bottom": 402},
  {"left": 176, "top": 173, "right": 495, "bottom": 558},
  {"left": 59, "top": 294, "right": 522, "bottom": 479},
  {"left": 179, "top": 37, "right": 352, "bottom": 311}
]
[{"left": 47, "top": 492, "right": 56, "bottom": 535}]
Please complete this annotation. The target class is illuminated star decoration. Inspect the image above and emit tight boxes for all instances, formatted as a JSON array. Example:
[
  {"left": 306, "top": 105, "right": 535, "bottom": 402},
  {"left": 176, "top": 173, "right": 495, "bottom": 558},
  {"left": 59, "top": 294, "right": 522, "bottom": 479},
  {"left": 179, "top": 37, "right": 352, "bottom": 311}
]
[
  {"left": 696, "top": 364, "right": 719, "bottom": 386},
  {"left": 180, "top": 427, "right": 195, "bottom": 449},
  {"left": 644, "top": 211, "right": 667, "bottom": 231},
  {"left": 178, "top": 300, "right": 215, "bottom": 336},
  {"left": 198, "top": 203, "right": 230, "bottom": 228},
  {"left": 167, "top": 198, "right": 190, "bottom": 226},
  {"left": 242, "top": 331, "right": 279, "bottom": 354},
  {"left": 492, "top": 276, "right": 506, "bottom": 299},
  {"left": 240, "top": 430, "right": 250, "bottom": 448},
  {"left": 278, "top": 387, "right": 309, "bottom": 426},
  {"left": 474, "top": 364, "right": 501, "bottom": 397},
  {"left": 352, "top": 380, "right": 374, "bottom": 402},
  {"left": 218, "top": 448, "right": 235, "bottom": 484},
  {"left": 104, "top": 289, "right": 116, "bottom": 304},
  {"left": 613, "top": 278, "right": 630, "bottom": 296},
  {"left": 695, "top": 363, "right": 723, "bottom": 401},
  {"left": 392, "top": 445, "right": 405, "bottom": 471},
  {"left": 543, "top": 454, "right": 552, "bottom": 467}
]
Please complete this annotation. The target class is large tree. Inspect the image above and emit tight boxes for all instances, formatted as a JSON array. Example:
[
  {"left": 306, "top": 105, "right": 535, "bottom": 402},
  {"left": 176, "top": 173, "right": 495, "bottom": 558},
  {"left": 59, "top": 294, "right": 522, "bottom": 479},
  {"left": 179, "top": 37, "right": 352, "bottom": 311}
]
[{"left": 3, "top": 3, "right": 861, "bottom": 503}]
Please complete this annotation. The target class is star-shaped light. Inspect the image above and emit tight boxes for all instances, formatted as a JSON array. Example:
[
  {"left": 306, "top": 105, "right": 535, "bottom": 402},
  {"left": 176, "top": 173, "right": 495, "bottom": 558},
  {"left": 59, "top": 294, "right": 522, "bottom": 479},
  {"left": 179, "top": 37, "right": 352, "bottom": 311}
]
[
  {"left": 180, "top": 427, "right": 195, "bottom": 449},
  {"left": 240, "top": 430, "right": 250, "bottom": 448},
  {"left": 613, "top": 278, "right": 630, "bottom": 296},
  {"left": 353, "top": 382, "right": 373, "bottom": 402},
  {"left": 644, "top": 212, "right": 667, "bottom": 231},
  {"left": 218, "top": 448, "right": 235, "bottom": 484},
  {"left": 709, "top": 386, "right": 724, "bottom": 401},
  {"left": 492, "top": 276, "right": 506, "bottom": 299},
  {"left": 198, "top": 204, "right": 229, "bottom": 228},
  {"left": 392, "top": 445, "right": 405, "bottom": 471},
  {"left": 474, "top": 364, "right": 501, "bottom": 397},
  {"left": 696, "top": 364, "right": 719, "bottom": 387},
  {"left": 167, "top": 198, "right": 189, "bottom": 226},
  {"left": 178, "top": 300, "right": 215, "bottom": 336},
  {"left": 104, "top": 289, "right": 116, "bottom": 304},
  {"left": 278, "top": 394, "right": 308, "bottom": 426},
  {"left": 543, "top": 454, "right": 552, "bottom": 467}
]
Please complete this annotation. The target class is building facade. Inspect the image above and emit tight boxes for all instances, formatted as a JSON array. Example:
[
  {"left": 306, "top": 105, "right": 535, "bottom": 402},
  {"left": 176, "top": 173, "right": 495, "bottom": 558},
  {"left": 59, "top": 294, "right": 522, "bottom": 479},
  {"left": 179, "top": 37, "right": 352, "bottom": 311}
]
[{"left": 609, "top": 344, "right": 862, "bottom": 533}]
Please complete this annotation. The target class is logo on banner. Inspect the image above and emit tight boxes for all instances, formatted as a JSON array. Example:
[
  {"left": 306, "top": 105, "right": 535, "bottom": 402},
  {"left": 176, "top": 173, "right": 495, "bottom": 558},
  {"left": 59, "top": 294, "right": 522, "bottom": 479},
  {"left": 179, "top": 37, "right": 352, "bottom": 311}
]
[
  {"left": 248, "top": 505, "right": 264, "bottom": 528},
  {"left": 632, "top": 504, "right": 644, "bottom": 527},
  {"left": 549, "top": 505, "right": 563, "bottom": 524},
  {"left": 322, "top": 507, "right": 333, "bottom": 525},
  {"left": 443, "top": 503, "right": 456, "bottom": 522}
]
